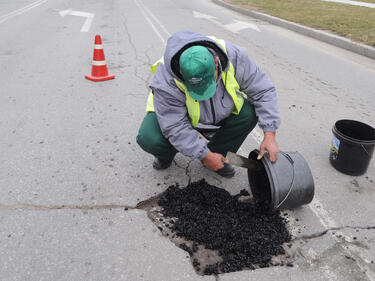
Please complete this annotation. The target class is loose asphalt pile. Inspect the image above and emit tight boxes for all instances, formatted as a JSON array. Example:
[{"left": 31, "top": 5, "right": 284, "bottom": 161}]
[{"left": 158, "top": 179, "right": 292, "bottom": 275}]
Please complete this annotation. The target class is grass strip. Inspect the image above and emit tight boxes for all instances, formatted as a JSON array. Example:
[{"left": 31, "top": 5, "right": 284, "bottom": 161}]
[
  {"left": 226, "top": 0, "right": 375, "bottom": 46},
  {"left": 353, "top": 0, "right": 375, "bottom": 4}
]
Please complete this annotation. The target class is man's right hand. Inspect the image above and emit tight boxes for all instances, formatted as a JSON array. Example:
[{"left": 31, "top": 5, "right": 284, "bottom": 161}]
[{"left": 202, "top": 151, "right": 226, "bottom": 171}]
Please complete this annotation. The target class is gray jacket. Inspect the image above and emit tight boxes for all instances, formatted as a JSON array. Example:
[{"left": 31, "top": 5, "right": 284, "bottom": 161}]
[{"left": 150, "top": 30, "right": 280, "bottom": 160}]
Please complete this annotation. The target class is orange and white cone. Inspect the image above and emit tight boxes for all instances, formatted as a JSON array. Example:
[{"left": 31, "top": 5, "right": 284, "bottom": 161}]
[{"left": 85, "top": 35, "right": 115, "bottom": 82}]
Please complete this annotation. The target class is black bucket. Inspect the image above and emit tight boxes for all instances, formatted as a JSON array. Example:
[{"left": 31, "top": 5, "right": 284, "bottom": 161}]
[
  {"left": 330, "top": 119, "right": 375, "bottom": 176},
  {"left": 247, "top": 150, "right": 314, "bottom": 210}
]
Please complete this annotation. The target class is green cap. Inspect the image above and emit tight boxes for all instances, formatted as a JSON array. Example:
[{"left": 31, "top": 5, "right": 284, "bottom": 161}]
[{"left": 179, "top": 46, "right": 216, "bottom": 101}]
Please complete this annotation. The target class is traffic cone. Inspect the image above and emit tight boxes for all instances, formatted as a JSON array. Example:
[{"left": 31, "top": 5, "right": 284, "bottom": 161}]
[{"left": 85, "top": 35, "right": 115, "bottom": 81}]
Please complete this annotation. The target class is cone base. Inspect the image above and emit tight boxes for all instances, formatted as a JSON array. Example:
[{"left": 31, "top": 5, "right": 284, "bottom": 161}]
[{"left": 85, "top": 73, "right": 115, "bottom": 82}]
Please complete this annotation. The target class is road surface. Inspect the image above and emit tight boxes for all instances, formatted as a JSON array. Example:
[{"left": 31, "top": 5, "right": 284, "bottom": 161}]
[{"left": 1, "top": 0, "right": 374, "bottom": 280}]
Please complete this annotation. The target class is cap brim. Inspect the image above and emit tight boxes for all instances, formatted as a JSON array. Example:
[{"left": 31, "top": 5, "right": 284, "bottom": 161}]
[{"left": 187, "top": 77, "right": 216, "bottom": 101}]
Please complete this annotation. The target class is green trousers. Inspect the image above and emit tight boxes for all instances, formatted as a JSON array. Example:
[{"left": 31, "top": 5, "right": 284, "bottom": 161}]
[{"left": 136, "top": 100, "right": 258, "bottom": 161}]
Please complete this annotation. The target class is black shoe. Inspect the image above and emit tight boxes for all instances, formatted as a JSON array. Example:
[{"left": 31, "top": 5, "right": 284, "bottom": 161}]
[
  {"left": 216, "top": 163, "right": 235, "bottom": 178},
  {"left": 152, "top": 157, "right": 172, "bottom": 170}
]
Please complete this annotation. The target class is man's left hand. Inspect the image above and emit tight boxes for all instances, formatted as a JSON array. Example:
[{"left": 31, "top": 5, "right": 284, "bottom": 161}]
[{"left": 257, "top": 131, "right": 279, "bottom": 162}]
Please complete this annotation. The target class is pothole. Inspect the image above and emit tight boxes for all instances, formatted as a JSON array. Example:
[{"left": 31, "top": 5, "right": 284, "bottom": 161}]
[{"left": 137, "top": 179, "right": 295, "bottom": 276}]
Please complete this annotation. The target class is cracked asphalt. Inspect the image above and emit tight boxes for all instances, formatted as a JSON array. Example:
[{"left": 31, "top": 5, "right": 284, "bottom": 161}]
[{"left": 1, "top": 0, "right": 374, "bottom": 280}]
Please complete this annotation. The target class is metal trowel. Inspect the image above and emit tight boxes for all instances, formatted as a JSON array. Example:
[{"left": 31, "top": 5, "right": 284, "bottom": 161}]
[{"left": 226, "top": 152, "right": 263, "bottom": 171}]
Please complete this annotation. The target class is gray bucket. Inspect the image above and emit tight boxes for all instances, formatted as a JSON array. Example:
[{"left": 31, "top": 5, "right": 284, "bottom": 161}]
[{"left": 247, "top": 150, "right": 314, "bottom": 210}]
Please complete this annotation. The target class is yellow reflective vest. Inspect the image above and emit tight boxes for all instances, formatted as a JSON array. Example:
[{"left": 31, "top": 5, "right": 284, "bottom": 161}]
[{"left": 146, "top": 36, "right": 244, "bottom": 128}]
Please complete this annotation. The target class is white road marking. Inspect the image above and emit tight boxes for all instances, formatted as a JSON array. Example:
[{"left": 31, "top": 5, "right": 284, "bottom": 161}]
[
  {"left": 193, "top": 11, "right": 217, "bottom": 19},
  {"left": 225, "top": 19, "right": 260, "bottom": 33},
  {"left": 309, "top": 198, "right": 338, "bottom": 229},
  {"left": 58, "top": 8, "right": 72, "bottom": 17},
  {"left": 250, "top": 125, "right": 264, "bottom": 144},
  {"left": 135, "top": 0, "right": 171, "bottom": 38},
  {"left": 193, "top": 11, "right": 228, "bottom": 30},
  {"left": 0, "top": 0, "right": 49, "bottom": 24},
  {"left": 134, "top": 0, "right": 166, "bottom": 44},
  {"left": 193, "top": 11, "right": 261, "bottom": 33},
  {"left": 321, "top": 266, "right": 339, "bottom": 281},
  {"left": 345, "top": 243, "right": 375, "bottom": 280},
  {"left": 324, "top": 0, "right": 375, "bottom": 8},
  {"left": 59, "top": 9, "right": 94, "bottom": 32}
]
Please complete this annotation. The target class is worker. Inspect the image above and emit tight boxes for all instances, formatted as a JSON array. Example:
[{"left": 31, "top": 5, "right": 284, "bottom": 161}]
[{"left": 136, "top": 30, "right": 280, "bottom": 178}]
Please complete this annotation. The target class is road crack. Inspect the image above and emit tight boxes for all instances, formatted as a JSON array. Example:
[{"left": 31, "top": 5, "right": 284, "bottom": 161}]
[
  {"left": 0, "top": 204, "right": 135, "bottom": 211},
  {"left": 292, "top": 225, "right": 375, "bottom": 240},
  {"left": 173, "top": 159, "right": 194, "bottom": 185},
  {"left": 122, "top": 15, "right": 150, "bottom": 98}
]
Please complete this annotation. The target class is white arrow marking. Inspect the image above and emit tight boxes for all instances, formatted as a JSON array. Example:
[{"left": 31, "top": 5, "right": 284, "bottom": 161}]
[
  {"left": 58, "top": 8, "right": 72, "bottom": 17},
  {"left": 193, "top": 11, "right": 217, "bottom": 20},
  {"left": 224, "top": 20, "right": 260, "bottom": 33},
  {"left": 59, "top": 9, "right": 94, "bottom": 32},
  {"left": 193, "top": 11, "right": 260, "bottom": 33},
  {"left": 193, "top": 11, "right": 223, "bottom": 27}
]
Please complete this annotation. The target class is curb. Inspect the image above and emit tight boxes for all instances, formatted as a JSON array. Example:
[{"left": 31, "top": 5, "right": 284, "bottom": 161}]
[{"left": 213, "top": 0, "right": 375, "bottom": 60}]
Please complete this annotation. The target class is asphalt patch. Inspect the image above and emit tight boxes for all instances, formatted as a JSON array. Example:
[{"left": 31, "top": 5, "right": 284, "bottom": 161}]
[{"left": 155, "top": 179, "right": 292, "bottom": 275}]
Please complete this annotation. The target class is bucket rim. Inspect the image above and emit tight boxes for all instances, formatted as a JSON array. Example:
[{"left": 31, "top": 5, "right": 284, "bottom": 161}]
[
  {"left": 333, "top": 119, "right": 375, "bottom": 144},
  {"left": 250, "top": 149, "right": 279, "bottom": 210}
]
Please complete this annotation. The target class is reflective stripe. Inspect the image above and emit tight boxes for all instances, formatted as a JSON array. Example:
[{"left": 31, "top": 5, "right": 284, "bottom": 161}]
[
  {"left": 207, "top": 36, "right": 226, "bottom": 52},
  {"left": 146, "top": 91, "right": 154, "bottom": 112},
  {"left": 174, "top": 78, "right": 200, "bottom": 127},
  {"left": 94, "top": 44, "right": 103, "bottom": 49},
  {"left": 92, "top": 60, "right": 106, "bottom": 66},
  {"left": 151, "top": 57, "right": 164, "bottom": 75}
]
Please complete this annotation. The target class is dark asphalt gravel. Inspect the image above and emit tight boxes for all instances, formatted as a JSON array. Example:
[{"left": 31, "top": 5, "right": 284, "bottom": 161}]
[{"left": 158, "top": 179, "right": 291, "bottom": 275}]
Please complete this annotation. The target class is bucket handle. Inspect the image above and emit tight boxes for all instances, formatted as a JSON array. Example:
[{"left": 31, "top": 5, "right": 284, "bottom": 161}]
[
  {"left": 275, "top": 152, "right": 296, "bottom": 209},
  {"left": 361, "top": 144, "right": 372, "bottom": 158}
]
